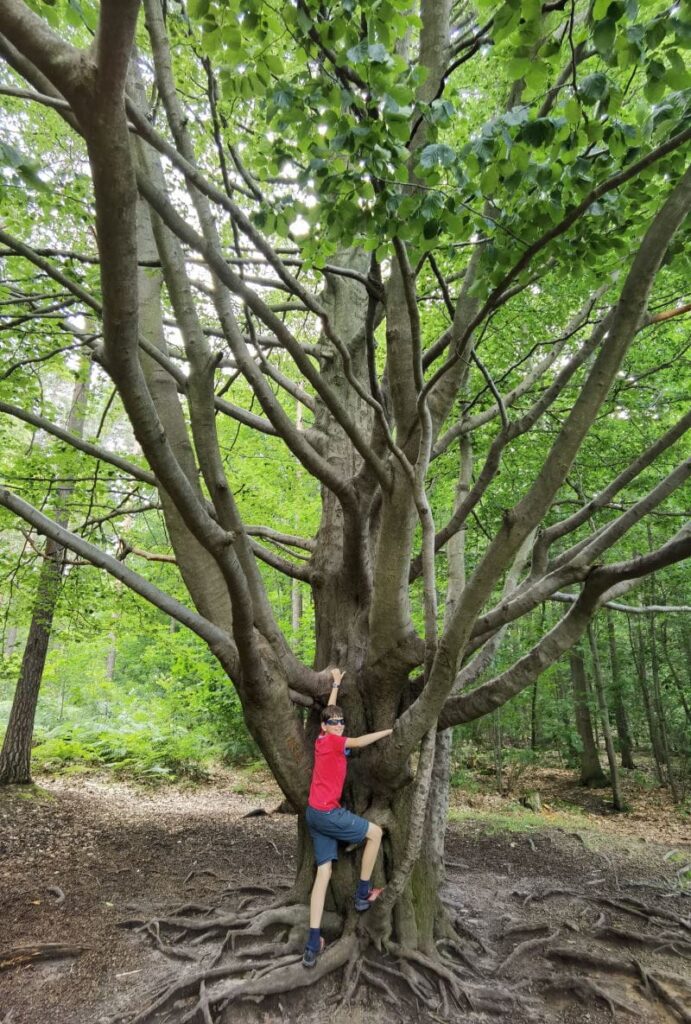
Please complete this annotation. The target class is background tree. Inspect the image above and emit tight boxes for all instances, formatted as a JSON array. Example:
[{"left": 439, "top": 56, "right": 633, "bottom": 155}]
[
  {"left": 0, "top": 0, "right": 690, "bottom": 1011},
  {"left": 0, "top": 358, "right": 91, "bottom": 783}
]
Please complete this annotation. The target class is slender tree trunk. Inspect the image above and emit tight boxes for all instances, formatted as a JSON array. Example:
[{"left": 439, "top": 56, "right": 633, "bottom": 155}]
[
  {"left": 493, "top": 710, "right": 503, "bottom": 793},
  {"left": 569, "top": 648, "right": 607, "bottom": 787},
  {"left": 105, "top": 640, "right": 117, "bottom": 682},
  {"left": 587, "top": 624, "right": 623, "bottom": 810},
  {"left": 292, "top": 401, "right": 304, "bottom": 643},
  {"left": 629, "top": 616, "right": 666, "bottom": 785},
  {"left": 660, "top": 619, "right": 691, "bottom": 727},
  {"left": 0, "top": 366, "right": 91, "bottom": 784},
  {"left": 530, "top": 677, "right": 539, "bottom": 751},
  {"left": 646, "top": 611, "right": 680, "bottom": 800},
  {"left": 0, "top": 547, "right": 63, "bottom": 783},
  {"left": 556, "top": 669, "right": 580, "bottom": 766},
  {"left": 606, "top": 612, "right": 635, "bottom": 769},
  {"left": 4, "top": 626, "right": 18, "bottom": 658}
]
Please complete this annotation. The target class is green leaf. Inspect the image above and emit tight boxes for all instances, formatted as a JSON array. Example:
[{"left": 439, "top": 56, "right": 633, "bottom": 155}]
[
  {"left": 666, "top": 50, "right": 691, "bottom": 89},
  {"left": 579, "top": 73, "right": 610, "bottom": 105},
  {"left": 644, "top": 78, "right": 665, "bottom": 102},
  {"left": 593, "top": 19, "right": 616, "bottom": 56},
  {"left": 520, "top": 118, "right": 556, "bottom": 147},
  {"left": 418, "top": 143, "right": 456, "bottom": 169},
  {"left": 189, "top": 0, "right": 210, "bottom": 18},
  {"left": 564, "top": 97, "right": 581, "bottom": 124},
  {"left": 264, "top": 53, "right": 284, "bottom": 76},
  {"left": 481, "top": 164, "right": 499, "bottom": 193},
  {"left": 524, "top": 60, "right": 549, "bottom": 91},
  {"left": 492, "top": 3, "right": 520, "bottom": 44},
  {"left": 346, "top": 42, "right": 392, "bottom": 65},
  {"left": 508, "top": 56, "right": 532, "bottom": 79},
  {"left": 646, "top": 59, "right": 666, "bottom": 83}
]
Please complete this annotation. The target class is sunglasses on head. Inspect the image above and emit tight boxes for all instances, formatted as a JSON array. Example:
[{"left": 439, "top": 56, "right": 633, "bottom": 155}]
[{"left": 325, "top": 718, "right": 345, "bottom": 725}]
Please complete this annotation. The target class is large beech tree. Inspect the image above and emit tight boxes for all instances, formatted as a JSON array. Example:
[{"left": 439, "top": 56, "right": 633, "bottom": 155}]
[{"left": 1, "top": 0, "right": 690, "bottom": 1015}]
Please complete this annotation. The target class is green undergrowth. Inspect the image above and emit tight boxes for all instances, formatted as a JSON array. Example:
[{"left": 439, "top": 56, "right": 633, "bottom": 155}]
[{"left": 31, "top": 722, "right": 221, "bottom": 784}]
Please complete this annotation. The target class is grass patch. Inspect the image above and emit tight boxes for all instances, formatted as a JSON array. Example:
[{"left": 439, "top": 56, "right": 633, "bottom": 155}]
[
  {"left": 448, "top": 802, "right": 591, "bottom": 834},
  {"left": 0, "top": 783, "right": 55, "bottom": 802}
]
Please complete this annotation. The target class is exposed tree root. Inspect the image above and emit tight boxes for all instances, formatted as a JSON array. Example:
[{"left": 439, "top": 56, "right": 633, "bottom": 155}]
[
  {"left": 548, "top": 946, "right": 691, "bottom": 1022},
  {"left": 0, "top": 943, "right": 89, "bottom": 971},
  {"left": 593, "top": 924, "right": 691, "bottom": 957},
  {"left": 112, "top": 883, "right": 691, "bottom": 1024},
  {"left": 546, "top": 975, "right": 639, "bottom": 1016},
  {"left": 494, "top": 929, "right": 560, "bottom": 977},
  {"left": 521, "top": 885, "right": 691, "bottom": 931}
]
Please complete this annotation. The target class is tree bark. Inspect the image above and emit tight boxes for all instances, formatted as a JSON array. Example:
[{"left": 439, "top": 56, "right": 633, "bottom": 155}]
[
  {"left": 606, "top": 613, "right": 635, "bottom": 769},
  {"left": 645, "top": 556, "right": 680, "bottom": 802},
  {"left": 4, "top": 626, "right": 18, "bottom": 658},
  {"left": 0, "top": 365, "right": 91, "bottom": 784},
  {"left": 629, "top": 616, "right": 666, "bottom": 785},
  {"left": 569, "top": 648, "right": 607, "bottom": 788},
  {"left": 587, "top": 624, "right": 623, "bottom": 810},
  {"left": 660, "top": 618, "right": 691, "bottom": 728}
]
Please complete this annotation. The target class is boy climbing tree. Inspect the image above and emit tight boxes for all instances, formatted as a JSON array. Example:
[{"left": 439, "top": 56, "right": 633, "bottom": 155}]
[{"left": 303, "top": 669, "right": 393, "bottom": 967}]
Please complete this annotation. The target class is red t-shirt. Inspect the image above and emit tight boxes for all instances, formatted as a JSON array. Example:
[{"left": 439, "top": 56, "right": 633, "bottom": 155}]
[{"left": 308, "top": 733, "right": 349, "bottom": 811}]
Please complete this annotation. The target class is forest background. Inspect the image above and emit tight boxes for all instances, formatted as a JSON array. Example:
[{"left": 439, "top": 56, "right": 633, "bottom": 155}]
[
  {"left": 0, "top": 0, "right": 690, "bottom": 1015},
  {"left": 0, "top": 0, "right": 689, "bottom": 807}
]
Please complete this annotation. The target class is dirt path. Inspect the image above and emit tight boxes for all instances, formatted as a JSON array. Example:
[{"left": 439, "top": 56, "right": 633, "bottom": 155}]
[{"left": 1, "top": 771, "right": 689, "bottom": 1024}]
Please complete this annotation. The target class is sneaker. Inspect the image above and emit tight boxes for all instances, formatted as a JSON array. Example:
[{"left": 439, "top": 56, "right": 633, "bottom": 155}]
[
  {"left": 354, "top": 886, "right": 384, "bottom": 912},
  {"left": 302, "top": 936, "right": 325, "bottom": 968}
]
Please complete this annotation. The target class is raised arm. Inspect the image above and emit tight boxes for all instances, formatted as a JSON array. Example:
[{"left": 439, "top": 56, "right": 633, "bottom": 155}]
[
  {"left": 327, "top": 668, "right": 345, "bottom": 707},
  {"left": 345, "top": 730, "right": 393, "bottom": 750}
]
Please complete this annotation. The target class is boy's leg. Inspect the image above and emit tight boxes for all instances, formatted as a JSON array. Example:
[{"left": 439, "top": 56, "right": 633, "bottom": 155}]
[
  {"left": 354, "top": 822, "right": 384, "bottom": 910},
  {"left": 359, "top": 822, "right": 382, "bottom": 882},
  {"left": 309, "top": 860, "right": 332, "bottom": 930},
  {"left": 303, "top": 860, "right": 331, "bottom": 967}
]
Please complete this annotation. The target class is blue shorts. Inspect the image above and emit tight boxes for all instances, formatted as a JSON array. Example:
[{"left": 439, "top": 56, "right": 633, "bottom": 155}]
[{"left": 306, "top": 806, "right": 370, "bottom": 866}]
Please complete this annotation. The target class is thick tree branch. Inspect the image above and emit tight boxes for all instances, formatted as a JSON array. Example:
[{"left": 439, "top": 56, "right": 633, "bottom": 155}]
[
  {"left": 549, "top": 593, "right": 691, "bottom": 614},
  {"left": 0, "top": 487, "right": 238, "bottom": 669},
  {"left": 440, "top": 522, "right": 691, "bottom": 727},
  {"left": 390, "top": 164, "right": 691, "bottom": 762},
  {"left": 0, "top": 400, "right": 156, "bottom": 486},
  {"left": 0, "top": 1, "right": 81, "bottom": 100}
]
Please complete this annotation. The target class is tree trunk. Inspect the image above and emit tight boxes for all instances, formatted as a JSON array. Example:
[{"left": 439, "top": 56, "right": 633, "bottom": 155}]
[
  {"left": 647, "top": 613, "right": 679, "bottom": 802},
  {"left": 606, "top": 612, "right": 635, "bottom": 769},
  {"left": 105, "top": 639, "right": 117, "bottom": 683},
  {"left": 556, "top": 669, "right": 580, "bottom": 766},
  {"left": 660, "top": 619, "right": 691, "bottom": 727},
  {"left": 569, "top": 648, "right": 607, "bottom": 787},
  {"left": 0, "top": 366, "right": 91, "bottom": 784},
  {"left": 4, "top": 626, "right": 18, "bottom": 658},
  {"left": 587, "top": 624, "right": 623, "bottom": 810},
  {"left": 629, "top": 616, "right": 666, "bottom": 785},
  {"left": 493, "top": 710, "right": 503, "bottom": 794},
  {"left": 0, "top": 545, "right": 62, "bottom": 784},
  {"left": 530, "top": 677, "right": 539, "bottom": 751}
]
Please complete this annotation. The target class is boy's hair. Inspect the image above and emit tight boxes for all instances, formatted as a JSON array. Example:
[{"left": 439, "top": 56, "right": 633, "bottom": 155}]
[{"left": 320, "top": 705, "right": 344, "bottom": 724}]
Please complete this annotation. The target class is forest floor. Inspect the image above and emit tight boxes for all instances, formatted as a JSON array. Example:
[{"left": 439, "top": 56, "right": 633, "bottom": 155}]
[{"left": 0, "top": 763, "right": 689, "bottom": 1024}]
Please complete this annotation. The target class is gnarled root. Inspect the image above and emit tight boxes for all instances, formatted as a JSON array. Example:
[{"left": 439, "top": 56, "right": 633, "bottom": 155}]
[{"left": 112, "top": 880, "right": 691, "bottom": 1024}]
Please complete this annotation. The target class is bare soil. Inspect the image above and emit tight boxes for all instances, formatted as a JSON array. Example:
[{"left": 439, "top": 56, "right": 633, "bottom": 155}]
[{"left": 0, "top": 766, "right": 689, "bottom": 1024}]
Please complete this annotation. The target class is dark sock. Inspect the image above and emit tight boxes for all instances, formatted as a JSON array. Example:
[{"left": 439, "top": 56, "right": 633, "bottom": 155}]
[
  {"left": 307, "top": 927, "right": 321, "bottom": 951},
  {"left": 356, "top": 879, "right": 370, "bottom": 900}
]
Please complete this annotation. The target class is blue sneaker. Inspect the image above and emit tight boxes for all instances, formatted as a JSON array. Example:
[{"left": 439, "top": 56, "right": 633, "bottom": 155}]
[
  {"left": 302, "top": 937, "right": 325, "bottom": 968},
  {"left": 354, "top": 886, "right": 384, "bottom": 912}
]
